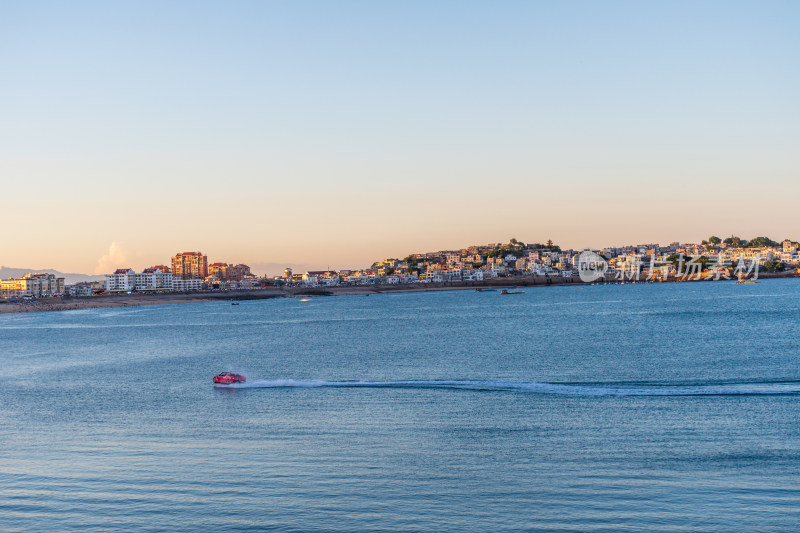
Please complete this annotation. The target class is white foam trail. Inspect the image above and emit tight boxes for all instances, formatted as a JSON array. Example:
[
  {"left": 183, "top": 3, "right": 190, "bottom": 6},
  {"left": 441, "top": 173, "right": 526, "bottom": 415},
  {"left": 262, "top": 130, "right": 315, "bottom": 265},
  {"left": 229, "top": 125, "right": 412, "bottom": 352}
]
[{"left": 215, "top": 379, "right": 800, "bottom": 396}]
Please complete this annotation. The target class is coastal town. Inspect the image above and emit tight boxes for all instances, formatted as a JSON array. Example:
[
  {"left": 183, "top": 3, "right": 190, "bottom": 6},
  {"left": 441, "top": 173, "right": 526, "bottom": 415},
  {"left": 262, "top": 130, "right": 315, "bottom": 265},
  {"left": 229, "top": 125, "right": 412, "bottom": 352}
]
[{"left": 1, "top": 236, "right": 799, "bottom": 302}]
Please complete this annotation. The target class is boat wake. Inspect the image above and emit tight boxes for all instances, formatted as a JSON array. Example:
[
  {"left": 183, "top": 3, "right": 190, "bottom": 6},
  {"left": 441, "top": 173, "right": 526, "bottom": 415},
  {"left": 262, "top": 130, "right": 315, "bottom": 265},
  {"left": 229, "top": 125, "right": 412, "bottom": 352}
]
[{"left": 215, "top": 379, "right": 800, "bottom": 396}]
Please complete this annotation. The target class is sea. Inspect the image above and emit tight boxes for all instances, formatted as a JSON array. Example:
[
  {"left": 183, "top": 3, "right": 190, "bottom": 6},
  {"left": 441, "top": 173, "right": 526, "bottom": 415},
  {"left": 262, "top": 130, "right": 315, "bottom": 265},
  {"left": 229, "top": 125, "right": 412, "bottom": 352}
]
[{"left": 1, "top": 279, "right": 799, "bottom": 532}]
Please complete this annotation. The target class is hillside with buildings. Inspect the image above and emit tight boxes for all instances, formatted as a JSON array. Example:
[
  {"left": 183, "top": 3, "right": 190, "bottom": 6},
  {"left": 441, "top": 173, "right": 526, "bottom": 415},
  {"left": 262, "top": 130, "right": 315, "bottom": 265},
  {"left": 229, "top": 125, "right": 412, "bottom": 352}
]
[{"left": 277, "top": 236, "right": 800, "bottom": 287}]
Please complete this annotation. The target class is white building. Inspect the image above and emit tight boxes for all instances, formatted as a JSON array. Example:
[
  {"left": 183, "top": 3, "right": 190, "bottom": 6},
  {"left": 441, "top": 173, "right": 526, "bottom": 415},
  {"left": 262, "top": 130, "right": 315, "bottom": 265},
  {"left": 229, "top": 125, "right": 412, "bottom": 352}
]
[
  {"left": 106, "top": 269, "right": 136, "bottom": 292},
  {"left": 135, "top": 271, "right": 156, "bottom": 290},
  {"left": 135, "top": 268, "right": 173, "bottom": 291}
]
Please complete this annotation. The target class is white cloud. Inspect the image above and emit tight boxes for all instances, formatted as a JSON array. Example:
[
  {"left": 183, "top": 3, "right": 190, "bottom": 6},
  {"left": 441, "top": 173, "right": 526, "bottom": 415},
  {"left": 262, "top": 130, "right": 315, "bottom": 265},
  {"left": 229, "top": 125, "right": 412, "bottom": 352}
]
[{"left": 94, "top": 242, "right": 128, "bottom": 274}]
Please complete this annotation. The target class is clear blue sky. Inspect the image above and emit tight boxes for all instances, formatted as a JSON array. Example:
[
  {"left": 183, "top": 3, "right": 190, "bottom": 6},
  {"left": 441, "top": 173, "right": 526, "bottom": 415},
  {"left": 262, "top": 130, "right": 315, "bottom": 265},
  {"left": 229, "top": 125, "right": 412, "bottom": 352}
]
[{"left": 1, "top": 1, "right": 798, "bottom": 274}]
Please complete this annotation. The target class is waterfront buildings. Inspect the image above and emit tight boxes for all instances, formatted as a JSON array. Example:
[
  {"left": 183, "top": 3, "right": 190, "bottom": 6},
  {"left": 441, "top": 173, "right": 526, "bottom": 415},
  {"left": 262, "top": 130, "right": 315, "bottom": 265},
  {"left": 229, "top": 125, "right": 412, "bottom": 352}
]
[
  {"left": 0, "top": 273, "right": 65, "bottom": 299},
  {"left": 95, "top": 256, "right": 251, "bottom": 295}
]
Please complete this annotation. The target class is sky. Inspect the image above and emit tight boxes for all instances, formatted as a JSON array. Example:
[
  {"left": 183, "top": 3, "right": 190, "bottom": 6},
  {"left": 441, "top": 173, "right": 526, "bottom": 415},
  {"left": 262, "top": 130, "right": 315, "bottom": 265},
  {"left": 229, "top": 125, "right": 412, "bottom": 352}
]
[{"left": 1, "top": 1, "right": 798, "bottom": 275}]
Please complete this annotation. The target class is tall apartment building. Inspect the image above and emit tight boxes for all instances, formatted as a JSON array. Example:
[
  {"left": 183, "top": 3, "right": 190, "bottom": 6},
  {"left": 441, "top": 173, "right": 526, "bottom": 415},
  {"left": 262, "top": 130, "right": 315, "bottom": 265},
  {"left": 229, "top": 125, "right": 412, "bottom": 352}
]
[
  {"left": 171, "top": 252, "right": 208, "bottom": 280},
  {"left": 0, "top": 273, "right": 65, "bottom": 298}
]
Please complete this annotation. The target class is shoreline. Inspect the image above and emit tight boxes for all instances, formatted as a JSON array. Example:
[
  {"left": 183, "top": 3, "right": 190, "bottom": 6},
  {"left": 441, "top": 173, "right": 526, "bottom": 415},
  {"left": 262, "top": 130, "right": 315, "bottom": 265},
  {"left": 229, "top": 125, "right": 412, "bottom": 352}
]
[{"left": 1, "top": 272, "right": 796, "bottom": 315}]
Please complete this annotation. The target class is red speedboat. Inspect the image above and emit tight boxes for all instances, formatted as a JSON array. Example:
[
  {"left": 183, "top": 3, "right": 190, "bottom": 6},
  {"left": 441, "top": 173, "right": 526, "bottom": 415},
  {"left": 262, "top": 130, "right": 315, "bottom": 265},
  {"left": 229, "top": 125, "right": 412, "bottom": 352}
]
[{"left": 213, "top": 372, "right": 246, "bottom": 384}]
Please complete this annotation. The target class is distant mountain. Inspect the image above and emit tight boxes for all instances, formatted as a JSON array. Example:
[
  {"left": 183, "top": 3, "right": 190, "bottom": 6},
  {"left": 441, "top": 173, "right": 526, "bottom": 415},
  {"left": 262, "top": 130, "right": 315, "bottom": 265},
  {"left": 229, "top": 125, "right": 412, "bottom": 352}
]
[{"left": 0, "top": 266, "right": 103, "bottom": 285}]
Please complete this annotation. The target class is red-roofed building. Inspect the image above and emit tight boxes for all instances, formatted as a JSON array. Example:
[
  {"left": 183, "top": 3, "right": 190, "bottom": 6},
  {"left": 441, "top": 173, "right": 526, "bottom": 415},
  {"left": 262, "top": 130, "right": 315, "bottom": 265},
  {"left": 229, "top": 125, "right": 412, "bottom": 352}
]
[
  {"left": 229, "top": 264, "right": 251, "bottom": 281},
  {"left": 208, "top": 262, "right": 230, "bottom": 281},
  {"left": 137, "top": 266, "right": 173, "bottom": 290},
  {"left": 208, "top": 262, "right": 251, "bottom": 282}
]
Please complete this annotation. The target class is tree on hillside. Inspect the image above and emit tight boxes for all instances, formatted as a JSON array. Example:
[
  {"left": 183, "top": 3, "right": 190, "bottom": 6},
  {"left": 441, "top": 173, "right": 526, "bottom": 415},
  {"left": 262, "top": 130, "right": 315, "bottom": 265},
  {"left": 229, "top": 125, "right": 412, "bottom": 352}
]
[
  {"left": 762, "top": 260, "right": 786, "bottom": 272},
  {"left": 667, "top": 254, "right": 710, "bottom": 271},
  {"left": 708, "top": 236, "right": 721, "bottom": 244},
  {"left": 723, "top": 236, "right": 744, "bottom": 246},
  {"left": 745, "top": 236, "right": 779, "bottom": 248}
]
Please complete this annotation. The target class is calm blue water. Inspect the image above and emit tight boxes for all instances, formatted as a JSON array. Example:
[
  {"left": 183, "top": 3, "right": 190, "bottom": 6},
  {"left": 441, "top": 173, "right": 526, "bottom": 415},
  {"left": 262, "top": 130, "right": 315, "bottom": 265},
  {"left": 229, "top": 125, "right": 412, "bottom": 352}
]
[{"left": 2, "top": 280, "right": 800, "bottom": 532}]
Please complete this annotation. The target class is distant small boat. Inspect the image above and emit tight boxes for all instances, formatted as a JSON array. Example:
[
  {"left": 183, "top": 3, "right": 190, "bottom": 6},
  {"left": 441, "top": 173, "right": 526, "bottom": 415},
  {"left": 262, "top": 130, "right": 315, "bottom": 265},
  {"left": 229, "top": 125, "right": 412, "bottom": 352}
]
[
  {"left": 500, "top": 288, "right": 524, "bottom": 295},
  {"left": 299, "top": 298, "right": 312, "bottom": 302},
  {"left": 475, "top": 288, "right": 497, "bottom": 292},
  {"left": 231, "top": 302, "right": 240, "bottom": 305}
]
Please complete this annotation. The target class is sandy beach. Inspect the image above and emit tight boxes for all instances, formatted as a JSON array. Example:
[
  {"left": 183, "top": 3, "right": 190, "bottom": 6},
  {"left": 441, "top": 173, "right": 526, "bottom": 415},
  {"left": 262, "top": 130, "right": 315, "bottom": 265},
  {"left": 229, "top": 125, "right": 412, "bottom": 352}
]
[{"left": 0, "top": 290, "right": 284, "bottom": 314}]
